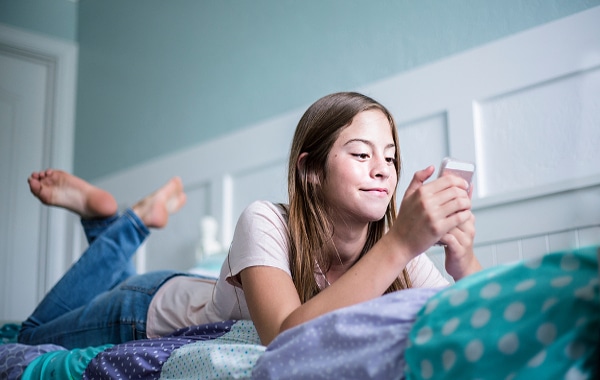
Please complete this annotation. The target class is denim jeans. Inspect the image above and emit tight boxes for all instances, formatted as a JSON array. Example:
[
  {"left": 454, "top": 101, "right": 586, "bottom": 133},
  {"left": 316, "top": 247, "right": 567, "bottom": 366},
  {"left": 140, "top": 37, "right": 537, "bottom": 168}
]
[{"left": 18, "top": 209, "right": 182, "bottom": 349}]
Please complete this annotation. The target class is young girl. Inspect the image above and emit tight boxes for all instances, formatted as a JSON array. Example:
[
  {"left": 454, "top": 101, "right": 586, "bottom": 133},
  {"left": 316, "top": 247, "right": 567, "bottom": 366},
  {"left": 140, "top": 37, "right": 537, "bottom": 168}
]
[
  {"left": 222, "top": 91, "right": 480, "bottom": 345},
  {"left": 18, "top": 92, "right": 480, "bottom": 349}
]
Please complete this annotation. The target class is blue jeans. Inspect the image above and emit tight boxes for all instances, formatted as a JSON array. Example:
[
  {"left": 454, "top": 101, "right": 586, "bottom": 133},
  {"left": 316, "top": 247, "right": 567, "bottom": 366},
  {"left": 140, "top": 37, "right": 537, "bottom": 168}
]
[{"left": 18, "top": 209, "right": 182, "bottom": 349}]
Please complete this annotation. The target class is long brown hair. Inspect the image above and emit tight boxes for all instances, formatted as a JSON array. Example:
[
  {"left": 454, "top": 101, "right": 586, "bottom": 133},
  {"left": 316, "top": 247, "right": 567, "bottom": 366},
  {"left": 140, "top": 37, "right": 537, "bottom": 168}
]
[{"left": 287, "top": 92, "right": 412, "bottom": 303}]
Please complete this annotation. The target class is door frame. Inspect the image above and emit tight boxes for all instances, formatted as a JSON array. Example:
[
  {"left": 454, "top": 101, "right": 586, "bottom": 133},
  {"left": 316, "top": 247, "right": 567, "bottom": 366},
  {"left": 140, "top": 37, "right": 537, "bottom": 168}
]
[{"left": 0, "top": 23, "right": 78, "bottom": 299}]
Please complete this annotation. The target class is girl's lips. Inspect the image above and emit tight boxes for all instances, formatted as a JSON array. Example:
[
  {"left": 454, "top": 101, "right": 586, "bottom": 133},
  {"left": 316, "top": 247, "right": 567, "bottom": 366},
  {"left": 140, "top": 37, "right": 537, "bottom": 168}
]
[{"left": 362, "top": 188, "right": 389, "bottom": 194}]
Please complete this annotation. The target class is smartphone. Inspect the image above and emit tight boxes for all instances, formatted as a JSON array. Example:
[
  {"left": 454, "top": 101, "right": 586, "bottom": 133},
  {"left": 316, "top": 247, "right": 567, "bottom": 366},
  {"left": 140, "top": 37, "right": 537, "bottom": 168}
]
[
  {"left": 437, "top": 157, "right": 475, "bottom": 193},
  {"left": 434, "top": 157, "right": 475, "bottom": 246}
]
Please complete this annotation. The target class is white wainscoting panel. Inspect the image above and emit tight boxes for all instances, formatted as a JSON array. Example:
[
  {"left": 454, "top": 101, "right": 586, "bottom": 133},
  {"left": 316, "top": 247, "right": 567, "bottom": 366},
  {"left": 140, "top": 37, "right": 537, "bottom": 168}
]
[
  {"left": 231, "top": 161, "right": 288, "bottom": 233},
  {"left": 140, "top": 181, "right": 211, "bottom": 272},
  {"left": 396, "top": 112, "right": 449, "bottom": 197},
  {"left": 579, "top": 226, "right": 600, "bottom": 247},
  {"left": 474, "top": 67, "right": 600, "bottom": 198},
  {"left": 428, "top": 223, "right": 600, "bottom": 283}
]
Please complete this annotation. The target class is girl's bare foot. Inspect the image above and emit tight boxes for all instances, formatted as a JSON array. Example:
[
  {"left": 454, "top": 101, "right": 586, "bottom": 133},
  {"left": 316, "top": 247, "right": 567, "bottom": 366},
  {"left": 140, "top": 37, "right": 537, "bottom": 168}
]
[
  {"left": 28, "top": 169, "right": 118, "bottom": 219},
  {"left": 132, "top": 177, "right": 187, "bottom": 228}
]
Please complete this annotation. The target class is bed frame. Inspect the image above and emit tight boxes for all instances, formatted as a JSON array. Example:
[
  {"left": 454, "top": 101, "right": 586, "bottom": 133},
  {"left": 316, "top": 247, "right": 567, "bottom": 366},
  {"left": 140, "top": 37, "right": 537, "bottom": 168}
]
[{"left": 91, "top": 7, "right": 600, "bottom": 276}]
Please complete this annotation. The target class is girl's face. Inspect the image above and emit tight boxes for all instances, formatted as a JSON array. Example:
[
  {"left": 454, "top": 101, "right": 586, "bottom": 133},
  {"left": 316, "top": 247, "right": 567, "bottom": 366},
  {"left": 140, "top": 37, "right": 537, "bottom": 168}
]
[{"left": 322, "top": 109, "right": 398, "bottom": 226}]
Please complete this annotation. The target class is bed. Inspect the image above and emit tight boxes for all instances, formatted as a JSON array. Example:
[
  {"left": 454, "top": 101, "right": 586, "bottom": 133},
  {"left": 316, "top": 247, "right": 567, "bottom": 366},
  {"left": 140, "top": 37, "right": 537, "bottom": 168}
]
[{"left": 1, "top": 244, "right": 598, "bottom": 379}]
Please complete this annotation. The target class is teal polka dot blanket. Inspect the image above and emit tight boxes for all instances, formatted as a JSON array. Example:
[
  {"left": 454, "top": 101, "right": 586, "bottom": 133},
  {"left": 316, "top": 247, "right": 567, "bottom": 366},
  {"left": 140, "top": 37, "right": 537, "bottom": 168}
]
[
  {"left": 2, "top": 246, "right": 598, "bottom": 379},
  {"left": 254, "top": 245, "right": 599, "bottom": 379},
  {"left": 404, "top": 245, "right": 599, "bottom": 380}
]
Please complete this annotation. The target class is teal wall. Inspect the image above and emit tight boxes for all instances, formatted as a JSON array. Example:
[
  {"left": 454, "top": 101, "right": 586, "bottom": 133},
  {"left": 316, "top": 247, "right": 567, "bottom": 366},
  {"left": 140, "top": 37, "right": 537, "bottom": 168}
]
[
  {"left": 0, "top": 0, "right": 77, "bottom": 41},
  {"left": 1, "top": 0, "right": 599, "bottom": 180}
]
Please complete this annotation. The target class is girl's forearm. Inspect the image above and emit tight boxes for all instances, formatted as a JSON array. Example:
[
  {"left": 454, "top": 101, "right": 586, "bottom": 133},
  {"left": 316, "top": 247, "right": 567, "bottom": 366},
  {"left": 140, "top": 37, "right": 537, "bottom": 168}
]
[{"left": 280, "top": 232, "right": 414, "bottom": 334}]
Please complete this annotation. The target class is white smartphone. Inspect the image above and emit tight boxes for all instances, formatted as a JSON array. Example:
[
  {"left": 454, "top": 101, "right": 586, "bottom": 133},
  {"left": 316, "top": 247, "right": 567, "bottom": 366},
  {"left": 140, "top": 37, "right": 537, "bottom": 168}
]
[
  {"left": 435, "top": 157, "right": 475, "bottom": 246},
  {"left": 437, "top": 157, "right": 475, "bottom": 193}
]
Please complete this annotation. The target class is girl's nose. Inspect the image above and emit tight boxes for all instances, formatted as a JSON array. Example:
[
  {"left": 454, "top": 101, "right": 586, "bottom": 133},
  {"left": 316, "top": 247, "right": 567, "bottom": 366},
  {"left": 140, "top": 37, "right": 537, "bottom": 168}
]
[{"left": 372, "top": 156, "right": 391, "bottom": 179}]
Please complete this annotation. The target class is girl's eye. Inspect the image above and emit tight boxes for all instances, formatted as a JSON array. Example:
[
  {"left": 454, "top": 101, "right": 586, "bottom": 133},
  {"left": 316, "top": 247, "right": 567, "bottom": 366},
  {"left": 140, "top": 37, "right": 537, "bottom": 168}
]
[
  {"left": 386, "top": 157, "right": 396, "bottom": 164},
  {"left": 352, "top": 153, "right": 370, "bottom": 159}
]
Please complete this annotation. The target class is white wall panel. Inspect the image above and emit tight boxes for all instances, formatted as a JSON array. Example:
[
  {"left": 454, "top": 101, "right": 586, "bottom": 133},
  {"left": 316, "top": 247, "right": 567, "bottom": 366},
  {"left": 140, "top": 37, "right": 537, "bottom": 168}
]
[
  {"left": 231, "top": 162, "right": 288, "bottom": 230},
  {"left": 396, "top": 113, "right": 448, "bottom": 196},
  {"left": 463, "top": 225, "right": 600, "bottom": 273},
  {"left": 474, "top": 67, "right": 600, "bottom": 198},
  {"left": 494, "top": 241, "right": 522, "bottom": 265},
  {"left": 547, "top": 230, "right": 578, "bottom": 253},
  {"left": 578, "top": 226, "right": 600, "bottom": 248},
  {"left": 520, "top": 236, "right": 549, "bottom": 262},
  {"left": 143, "top": 182, "right": 211, "bottom": 272},
  {"left": 473, "top": 246, "right": 496, "bottom": 269}
]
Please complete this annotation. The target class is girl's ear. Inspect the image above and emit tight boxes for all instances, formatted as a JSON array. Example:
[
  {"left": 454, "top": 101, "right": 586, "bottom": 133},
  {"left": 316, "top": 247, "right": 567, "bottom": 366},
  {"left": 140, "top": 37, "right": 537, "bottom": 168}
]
[
  {"left": 296, "top": 152, "right": 309, "bottom": 174},
  {"left": 297, "top": 152, "right": 320, "bottom": 185}
]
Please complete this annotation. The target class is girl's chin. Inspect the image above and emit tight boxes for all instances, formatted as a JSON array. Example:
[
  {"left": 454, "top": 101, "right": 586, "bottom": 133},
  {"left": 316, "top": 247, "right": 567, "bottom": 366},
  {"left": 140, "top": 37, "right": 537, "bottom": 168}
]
[
  {"left": 362, "top": 210, "right": 388, "bottom": 223},
  {"left": 370, "top": 215, "right": 387, "bottom": 223}
]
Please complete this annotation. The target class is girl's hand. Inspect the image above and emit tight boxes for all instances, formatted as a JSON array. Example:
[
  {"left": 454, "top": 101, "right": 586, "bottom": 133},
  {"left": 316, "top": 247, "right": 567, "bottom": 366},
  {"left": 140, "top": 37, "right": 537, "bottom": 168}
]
[
  {"left": 391, "top": 166, "right": 472, "bottom": 257},
  {"left": 440, "top": 212, "right": 481, "bottom": 279},
  {"left": 439, "top": 184, "right": 482, "bottom": 279}
]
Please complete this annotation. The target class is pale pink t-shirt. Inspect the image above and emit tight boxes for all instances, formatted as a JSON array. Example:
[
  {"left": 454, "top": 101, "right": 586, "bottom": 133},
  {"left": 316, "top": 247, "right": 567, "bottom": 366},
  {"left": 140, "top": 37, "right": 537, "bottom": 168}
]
[{"left": 146, "top": 200, "right": 449, "bottom": 337}]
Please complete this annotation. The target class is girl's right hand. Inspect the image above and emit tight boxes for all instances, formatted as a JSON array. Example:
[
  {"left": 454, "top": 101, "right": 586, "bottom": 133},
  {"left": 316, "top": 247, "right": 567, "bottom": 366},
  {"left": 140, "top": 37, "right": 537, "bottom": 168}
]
[{"left": 390, "top": 166, "right": 472, "bottom": 256}]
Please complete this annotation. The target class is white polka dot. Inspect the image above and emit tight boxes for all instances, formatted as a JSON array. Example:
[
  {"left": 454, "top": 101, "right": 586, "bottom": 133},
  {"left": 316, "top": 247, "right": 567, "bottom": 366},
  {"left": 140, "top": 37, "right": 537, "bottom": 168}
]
[
  {"left": 442, "top": 318, "right": 460, "bottom": 336},
  {"left": 480, "top": 282, "right": 501, "bottom": 299},
  {"left": 564, "top": 341, "right": 587, "bottom": 360},
  {"left": 465, "top": 339, "right": 484, "bottom": 362},
  {"left": 420, "top": 359, "right": 434, "bottom": 379},
  {"left": 470, "top": 308, "right": 491, "bottom": 328},
  {"left": 498, "top": 332, "right": 519, "bottom": 355},
  {"left": 560, "top": 254, "right": 580, "bottom": 271},
  {"left": 541, "top": 297, "right": 558, "bottom": 311},
  {"left": 537, "top": 323, "right": 557, "bottom": 345},
  {"left": 565, "top": 366, "right": 588, "bottom": 380},
  {"left": 504, "top": 302, "right": 526, "bottom": 322},
  {"left": 415, "top": 326, "right": 434, "bottom": 345},
  {"left": 574, "top": 285, "right": 595, "bottom": 301},
  {"left": 523, "top": 257, "right": 543, "bottom": 269},
  {"left": 515, "top": 279, "right": 535, "bottom": 292},
  {"left": 528, "top": 350, "right": 546, "bottom": 367},
  {"left": 424, "top": 298, "right": 440, "bottom": 315},
  {"left": 449, "top": 289, "right": 469, "bottom": 306},
  {"left": 551, "top": 275, "right": 572, "bottom": 288},
  {"left": 442, "top": 349, "right": 456, "bottom": 370}
]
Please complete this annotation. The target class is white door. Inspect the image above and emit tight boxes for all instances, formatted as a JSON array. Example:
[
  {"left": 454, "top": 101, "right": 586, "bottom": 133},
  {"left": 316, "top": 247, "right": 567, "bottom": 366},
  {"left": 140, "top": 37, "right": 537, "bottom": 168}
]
[{"left": 0, "top": 24, "right": 77, "bottom": 321}]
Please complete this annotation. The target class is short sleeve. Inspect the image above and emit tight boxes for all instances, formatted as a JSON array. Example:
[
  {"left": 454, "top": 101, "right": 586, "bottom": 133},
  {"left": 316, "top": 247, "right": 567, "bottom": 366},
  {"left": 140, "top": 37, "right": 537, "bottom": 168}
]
[
  {"left": 225, "top": 201, "right": 292, "bottom": 286},
  {"left": 407, "top": 253, "right": 450, "bottom": 288},
  {"left": 204, "top": 201, "right": 292, "bottom": 321}
]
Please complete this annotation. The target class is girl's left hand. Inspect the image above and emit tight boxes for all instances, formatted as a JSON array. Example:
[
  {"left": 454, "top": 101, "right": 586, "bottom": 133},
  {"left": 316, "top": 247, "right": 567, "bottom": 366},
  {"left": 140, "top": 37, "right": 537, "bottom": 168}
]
[
  {"left": 439, "top": 184, "right": 481, "bottom": 279},
  {"left": 441, "top": 212, "right": 481, "bottom": 280}
]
